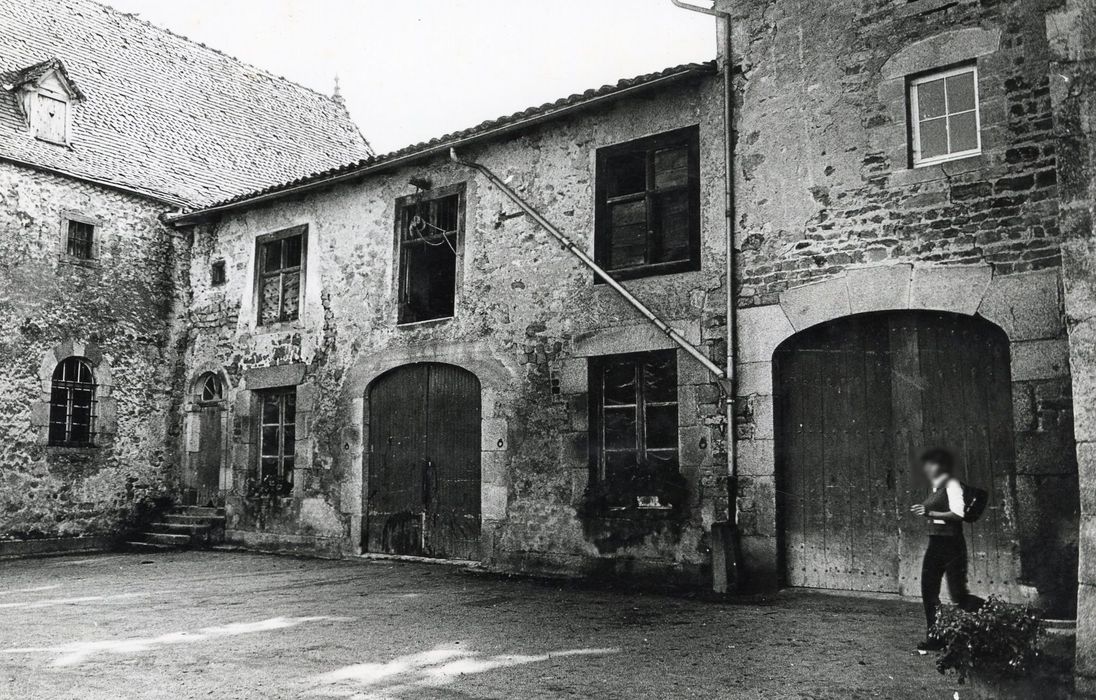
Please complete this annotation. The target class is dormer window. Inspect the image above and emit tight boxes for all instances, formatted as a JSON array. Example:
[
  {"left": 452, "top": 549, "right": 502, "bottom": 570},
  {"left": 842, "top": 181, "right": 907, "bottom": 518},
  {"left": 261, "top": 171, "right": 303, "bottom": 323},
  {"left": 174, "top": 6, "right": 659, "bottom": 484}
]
[{"left": 2, "top": 58, "right": 84, "bottom": 147}]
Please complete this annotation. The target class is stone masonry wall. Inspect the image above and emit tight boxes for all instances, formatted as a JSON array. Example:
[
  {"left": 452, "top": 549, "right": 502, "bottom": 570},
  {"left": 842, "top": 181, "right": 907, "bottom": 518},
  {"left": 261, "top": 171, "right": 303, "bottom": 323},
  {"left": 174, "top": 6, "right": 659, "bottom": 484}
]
[
  {"left": 728, "top": 0, "right": 1078, "bottom": 612},
  {"left": 182, "top": 76, "right": 731, "bottom": 584},
  {"left": 0, "top": 161, "right": 185, "bottom": 541}
]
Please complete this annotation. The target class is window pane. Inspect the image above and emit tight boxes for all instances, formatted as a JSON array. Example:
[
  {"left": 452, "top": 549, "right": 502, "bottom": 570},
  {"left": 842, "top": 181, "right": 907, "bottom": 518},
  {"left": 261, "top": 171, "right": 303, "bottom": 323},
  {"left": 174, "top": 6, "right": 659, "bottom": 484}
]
[
  {"left": 945, "top": 71, "right": 976, "bottom": 113},
  {"left": 949, "top": 111, "right": 979, "bottom": 152},
  {"left": 653, "top": 146, "right": 689, "bottom": 189},
  {"left": 260, "top": 457, "right": 279, "bottom": 481},
  {"left": 919, "top": 117, "right": 948, "bottom": 159},
  {"left": 283, "top": 235, "right": 302, "bottom": 268},
  {"left": 433, "top": 195, "right": 460, "bottom": 233},
  {"left": 261, "top": 426, "right": 281, "bottom": 456},
  {"left": 643, "top": 353, "right": 678, "bottom": 403},
  {"left": 606, "top": 152, "right": 647, "bottom": 197},
  {"left": 602, "top": 361, "right": 636, "bottom": 406},
  {"left": 261, "top": 396, "right": 280, "bottom": 424},
  {"left": 603, "top": 406, "right": 637, "bottom": 450},
  {"left": 645, "top": 405, "right": 679, "bottom": 450},
  {"left": 263, "top": 239, "right": 283, "bottom": 272},
  {"left": 282, "top": 425, "right": 296, "bottom": 454},
  {"left": 283, "top": 393, "right": 296, "bottom": 423},
  {"left": 281, "top": 271, "right": 300, "bottom": 321},
  {"left": 916, "top": 78, "right": 946, "bottom": 119},
  {"left": 653, "top": 190, "right": 691, "bottom": 263},
  {"left": 260, "top": 275, "right": 282, "bottom": 325},
  {"left": 605, "top": 452, "right": 637, "bottom": 485},
  {"left": 608, "top": 200, "right": 648, "bottom": 269}
]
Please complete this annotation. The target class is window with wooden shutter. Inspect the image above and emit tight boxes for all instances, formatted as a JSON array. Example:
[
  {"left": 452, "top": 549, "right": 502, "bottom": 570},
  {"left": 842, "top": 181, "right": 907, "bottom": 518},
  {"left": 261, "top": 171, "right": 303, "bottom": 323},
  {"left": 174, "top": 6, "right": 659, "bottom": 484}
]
[
  {"left": 33, "top": 93, "right": 67, "bottom": 144},
  {"left": 595, "top": 126, "right": 701, "bottom": 280},
  {"left": 255, "top": 226, "right": 306, "bottom": 326},
  {"left": 588, "top": 350, "right": 682, "bottom": 511},
  {"left": 396, "top": 184, "right": 464, "bottom": 325}
]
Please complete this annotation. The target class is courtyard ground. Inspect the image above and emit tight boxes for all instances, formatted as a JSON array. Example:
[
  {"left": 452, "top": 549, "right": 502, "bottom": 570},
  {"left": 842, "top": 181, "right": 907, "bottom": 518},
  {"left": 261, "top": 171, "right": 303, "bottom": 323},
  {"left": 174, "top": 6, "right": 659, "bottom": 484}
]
[{"left": 0, "top": 551, "right": 966, "bottom": 699}]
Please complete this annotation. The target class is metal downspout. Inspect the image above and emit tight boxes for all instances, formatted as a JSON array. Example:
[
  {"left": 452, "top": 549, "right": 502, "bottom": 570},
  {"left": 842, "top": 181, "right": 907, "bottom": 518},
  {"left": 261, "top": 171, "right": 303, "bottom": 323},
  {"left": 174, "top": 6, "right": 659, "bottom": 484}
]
[
  {"left": 449, "top": 149, "right": 726, "bottom": 382},
  {"left": 671, "top": 0, "right": 739, "bottom": 591}
]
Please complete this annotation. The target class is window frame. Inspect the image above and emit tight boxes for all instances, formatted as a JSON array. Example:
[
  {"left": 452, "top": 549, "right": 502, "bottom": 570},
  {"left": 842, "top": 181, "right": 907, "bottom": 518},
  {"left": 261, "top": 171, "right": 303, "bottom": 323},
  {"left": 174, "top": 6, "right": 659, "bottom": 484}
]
[
  {"left": 594, "top": 126, "right": 702, "bottom": 281},
  {"left": 908, "top": 63, "right": 982, "bottom": 168},
  {"left": 588, "top": 350, "right": 681, "bottom": 487},
  {"left": 254, "top": 225, "right": 308, "bottom": 328},
  {"left": 48, "top": 357, "right": 97, "bottom": 448},
  {"left": 58, "top": 211, "right": 101, "bottom": 264},
  {"left": 257, "top": 388, "right": 296, "bottom": 498},
  {"left": 394, "top": 182, "right": 466, "bottom": 327}
]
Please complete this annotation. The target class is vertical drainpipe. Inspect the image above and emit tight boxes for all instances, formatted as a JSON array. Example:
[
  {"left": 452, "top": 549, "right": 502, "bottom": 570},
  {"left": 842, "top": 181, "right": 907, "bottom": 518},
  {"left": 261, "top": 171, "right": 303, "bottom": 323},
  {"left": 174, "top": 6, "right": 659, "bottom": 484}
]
[{"left": 671, "top": 0, "right": 739, "bottom": 592}]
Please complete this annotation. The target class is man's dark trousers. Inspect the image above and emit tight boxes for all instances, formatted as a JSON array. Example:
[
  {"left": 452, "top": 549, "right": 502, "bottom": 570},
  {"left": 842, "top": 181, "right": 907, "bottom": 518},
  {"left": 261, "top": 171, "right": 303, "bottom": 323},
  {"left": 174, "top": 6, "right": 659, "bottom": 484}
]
[{"left": 921, "top": 534, "right": 985, "bottom": 631}]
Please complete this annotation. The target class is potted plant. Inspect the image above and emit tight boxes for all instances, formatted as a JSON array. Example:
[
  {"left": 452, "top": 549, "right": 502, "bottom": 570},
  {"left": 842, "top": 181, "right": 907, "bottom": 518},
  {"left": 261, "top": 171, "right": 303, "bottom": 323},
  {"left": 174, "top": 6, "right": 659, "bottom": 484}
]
[{"left": 931, "top": 596, "right": 1068, "bottom": 698}]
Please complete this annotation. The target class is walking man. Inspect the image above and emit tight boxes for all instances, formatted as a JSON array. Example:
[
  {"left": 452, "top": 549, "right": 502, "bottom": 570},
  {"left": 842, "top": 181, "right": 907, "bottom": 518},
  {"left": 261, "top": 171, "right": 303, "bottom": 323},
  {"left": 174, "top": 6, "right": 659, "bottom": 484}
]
[{"left": 910, "top": 447, "right": 984, "bottom": 651}]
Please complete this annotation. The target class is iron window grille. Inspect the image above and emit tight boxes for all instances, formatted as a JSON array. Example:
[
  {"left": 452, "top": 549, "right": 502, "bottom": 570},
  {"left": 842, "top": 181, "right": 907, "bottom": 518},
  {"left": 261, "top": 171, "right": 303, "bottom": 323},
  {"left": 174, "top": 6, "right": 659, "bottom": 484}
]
[
  {"left": 594, "top": 126, "right": 701, "bottom": 280},
  {"left": 256, "top": 226, "right": 306, "bottom": 326},
  {"left": 66, "top": 220, "right": 95, "bottom": 260},
  {"left": 908, "top": 64, "right": 981, "bottom": 167},
  {"left": 396, "top": 185, "right": 464, "bottom": 325},
  {"left": 588, "top": 350, "right": 680, "bottom": 510},
  {"left": 48, "top": 357, "right": 96, "bottom": 447},
  {"left": 258, "top": 389, "right": 295, "bottom": 497}
]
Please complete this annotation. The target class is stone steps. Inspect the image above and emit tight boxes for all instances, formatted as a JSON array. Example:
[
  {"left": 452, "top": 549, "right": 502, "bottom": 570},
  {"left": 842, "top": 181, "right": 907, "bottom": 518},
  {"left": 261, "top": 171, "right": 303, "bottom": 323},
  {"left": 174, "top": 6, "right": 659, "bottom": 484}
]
[{"left": 127, "top": 505, "right": 226, "bottom": 552}]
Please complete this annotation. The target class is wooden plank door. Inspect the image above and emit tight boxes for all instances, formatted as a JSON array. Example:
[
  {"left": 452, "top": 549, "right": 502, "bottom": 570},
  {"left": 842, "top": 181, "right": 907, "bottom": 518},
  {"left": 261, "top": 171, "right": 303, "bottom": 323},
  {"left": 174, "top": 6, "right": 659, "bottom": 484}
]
[
  {"left": 195, "top": 406, "right": 222, "bottom": 495},
  {"left": 776, "top": 311, "right": 1018, "bottom": 597},
  {"left": 367, "top": 364, "right": 481, "bottom": 560},
  {"left": 775, "top": 315, "right": 900, "bottom": 592}
]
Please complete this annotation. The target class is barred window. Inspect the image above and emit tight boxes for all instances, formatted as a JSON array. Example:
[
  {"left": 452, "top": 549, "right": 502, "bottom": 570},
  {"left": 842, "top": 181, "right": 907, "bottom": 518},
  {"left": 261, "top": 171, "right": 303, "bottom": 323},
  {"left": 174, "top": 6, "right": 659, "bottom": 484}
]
[
  {"left": 49, "top": 357, "right": 96, "bottom": 447},
  {"left": 258, "top": 389, "right": 295, "bottom": 497},
  {"left": 256, "top": 226, "right": 306, "bottom": 326},
  {"left": 66, "top": 220, "right": 94, "bottom": 260},
  {"left": 198, "top": 372, "right": 223, "bottom": 403}
]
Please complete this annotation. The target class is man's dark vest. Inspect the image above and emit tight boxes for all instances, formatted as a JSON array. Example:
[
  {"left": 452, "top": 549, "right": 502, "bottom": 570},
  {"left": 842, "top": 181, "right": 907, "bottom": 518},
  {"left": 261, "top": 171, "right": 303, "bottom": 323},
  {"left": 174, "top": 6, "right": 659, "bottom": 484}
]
[{"left": 922, "top": 481, "right": 963, "bottom": 537}]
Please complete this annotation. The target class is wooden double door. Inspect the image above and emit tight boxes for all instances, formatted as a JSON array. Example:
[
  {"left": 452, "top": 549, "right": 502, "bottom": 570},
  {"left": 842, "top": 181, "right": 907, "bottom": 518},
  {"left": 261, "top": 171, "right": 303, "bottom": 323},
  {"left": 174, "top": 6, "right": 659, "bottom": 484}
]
[
  {"left": 366, "top": 363, "right": 481, "bottom": 560},
  {"left": 774, "top": 311, "right": 1018, "bottom": 596}
]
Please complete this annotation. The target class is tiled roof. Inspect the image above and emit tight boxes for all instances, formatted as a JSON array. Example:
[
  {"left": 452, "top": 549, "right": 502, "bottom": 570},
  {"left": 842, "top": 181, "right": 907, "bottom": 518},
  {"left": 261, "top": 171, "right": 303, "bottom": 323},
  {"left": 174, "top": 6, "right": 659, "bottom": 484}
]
[
  {"left": 0, "top": 0, "right": 373, "bottom": 206},
  {"left": 178, "top": 61, "right": 717, "bottom": 219}
]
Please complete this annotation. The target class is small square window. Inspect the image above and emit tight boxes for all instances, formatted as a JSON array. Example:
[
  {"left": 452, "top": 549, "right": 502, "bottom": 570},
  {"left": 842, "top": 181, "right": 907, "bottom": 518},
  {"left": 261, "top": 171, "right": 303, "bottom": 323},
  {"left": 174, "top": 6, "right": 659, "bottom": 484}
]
[
  {"left": 66, "top": 220, "right": 94, "bottom": 260},
  {"left": 211, "top": 260, "right": 226, "bottom": 286},
  {"left": 595, "top": 126, "right": 701, "bottom": 280},
  {"left": 909, "top": 65, "right": 981, "bottom": 167}
]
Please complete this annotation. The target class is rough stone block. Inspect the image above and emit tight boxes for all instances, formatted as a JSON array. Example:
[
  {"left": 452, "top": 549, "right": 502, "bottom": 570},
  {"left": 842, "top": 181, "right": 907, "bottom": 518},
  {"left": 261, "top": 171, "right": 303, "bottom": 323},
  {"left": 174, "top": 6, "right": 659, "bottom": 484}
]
[
  {"left": 482, "top": 484, "right": 508, "bottom": 521},
  {"left": 737, "top": 304, "right": 795, "bottom": 364},
  {"left": 1011, "top": 338, "right": 1071, "bottom": 381},
  {"left": 299, "top": 497, "right": 343, "bottom": 536},
  {"left": 1080, "top": 443, "right": 1096, "bottom": 515},
  {"left": 978, "top": 269, "right": 1063, "bottom": 341},
  {"left": 909, "top": 264, "right": 992, "bottom": 315},
  {"left": 557, "top": 358, "right": 586, "bottom": 394},
  {"left": 97, "top": 398, "right": 117, "bottom": 435},
  {"left": 481, "top": 450, "right": 508, "bottom": 486},
  {"left": 737, "top": 438, "right": 775, "bottom": 477},
  {"left": 1076, "top": 584, "right": 1096, "bottom": 681},
  {"left": 481, "top": 418, "right": 508, "bottom": 452},
  {"left": 737, "top": 361, "right": 772, "bottom": 397},
  {"left": 244, "top": 363, "right": 306, "bottom": 390},
  {"left": 750, "top": 395, "right": 774, "bottom": 440},
  {"left": 1068, "top": 319, "right": 1096, "bottom": 442},
  {"left": 779, "top": 276, "right": 851, "bottom": 332},
  {"left": 881, "top": 27, "right": 1001, "bottom": 79},
  {"left": 1081, "top": 516, "right": 1096, "bottom": 585},
  {"left": 846, "top": 264, "right": 912, "bottom": 315},
  {"left": 29, "top": 401, "right": 49, "bottom": 428},
  {"left": 572, "top": 320, "right": 700, "bottom": 357}
]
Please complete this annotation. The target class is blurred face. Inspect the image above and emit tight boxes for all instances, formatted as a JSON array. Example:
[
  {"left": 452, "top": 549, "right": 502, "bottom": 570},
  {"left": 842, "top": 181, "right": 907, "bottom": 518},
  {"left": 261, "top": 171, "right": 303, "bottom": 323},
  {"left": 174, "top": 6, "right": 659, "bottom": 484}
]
[{"left": 922, "top": 459, "right": 945, "bottom": 481}]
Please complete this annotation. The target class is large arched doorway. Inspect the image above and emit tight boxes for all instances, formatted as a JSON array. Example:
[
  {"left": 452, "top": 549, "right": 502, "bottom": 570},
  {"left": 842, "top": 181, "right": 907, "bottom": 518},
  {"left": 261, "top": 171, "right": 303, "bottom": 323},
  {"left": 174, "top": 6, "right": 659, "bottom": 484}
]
[
  {"left": 366, "top": 363, "right": 481, "bottom": 560},
  {"left": 774, "top": 311, "right": 1018, "bottom": 597}
]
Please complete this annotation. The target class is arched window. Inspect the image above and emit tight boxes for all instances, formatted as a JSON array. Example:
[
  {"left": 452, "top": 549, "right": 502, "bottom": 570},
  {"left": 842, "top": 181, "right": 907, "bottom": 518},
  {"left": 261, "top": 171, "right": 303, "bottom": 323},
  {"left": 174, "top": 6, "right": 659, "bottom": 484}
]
[
  {"left": 49, "top": 357, "right": 96, "bottom": 447},
  {"left": 198, "top": 372, "right": 224, "bottom": 403}
]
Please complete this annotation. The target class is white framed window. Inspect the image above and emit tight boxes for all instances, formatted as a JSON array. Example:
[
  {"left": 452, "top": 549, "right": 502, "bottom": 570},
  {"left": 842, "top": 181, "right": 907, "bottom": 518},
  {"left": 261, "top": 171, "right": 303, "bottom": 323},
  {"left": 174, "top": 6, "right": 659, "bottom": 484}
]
[{"left": 909, "top": 65, "right": 980, "bottom": 167}]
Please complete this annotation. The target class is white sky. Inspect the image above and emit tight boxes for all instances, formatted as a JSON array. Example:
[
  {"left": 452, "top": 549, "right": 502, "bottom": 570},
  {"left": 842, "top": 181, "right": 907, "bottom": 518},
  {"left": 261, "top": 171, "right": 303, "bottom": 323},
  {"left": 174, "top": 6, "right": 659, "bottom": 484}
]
[{"left": 101, "top": 0, "right": 718, "bottom": 153}]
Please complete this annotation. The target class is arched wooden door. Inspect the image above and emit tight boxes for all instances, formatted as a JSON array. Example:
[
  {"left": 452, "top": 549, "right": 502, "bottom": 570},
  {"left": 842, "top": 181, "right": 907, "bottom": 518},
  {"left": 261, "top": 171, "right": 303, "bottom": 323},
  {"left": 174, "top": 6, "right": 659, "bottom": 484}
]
[
  {"left": 774, "top": 311, "right": 1018, "bottom": 597},
  {"left": 366, "top": 363, "right": 481, "bottom": 560},
  {"left": 187, "top": 372, "right": 225, "bottom": 506}
]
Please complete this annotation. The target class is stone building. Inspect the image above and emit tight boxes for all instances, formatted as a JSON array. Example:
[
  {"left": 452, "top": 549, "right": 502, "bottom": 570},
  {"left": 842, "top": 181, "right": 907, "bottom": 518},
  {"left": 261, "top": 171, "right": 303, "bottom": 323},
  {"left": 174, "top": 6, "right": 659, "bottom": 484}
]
[
  {"left": 0, "top": 0, "right": 370, "bottom": 543},
  {"left": 3, "top": 0, "right": 1096, "bottom": 677}
]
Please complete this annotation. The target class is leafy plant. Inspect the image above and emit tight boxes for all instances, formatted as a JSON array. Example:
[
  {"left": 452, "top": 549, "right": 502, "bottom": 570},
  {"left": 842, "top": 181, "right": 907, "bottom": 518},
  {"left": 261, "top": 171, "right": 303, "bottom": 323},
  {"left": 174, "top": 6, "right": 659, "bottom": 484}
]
[{"left": 931, "top": 596, "right": 1045, "bottom": 683}]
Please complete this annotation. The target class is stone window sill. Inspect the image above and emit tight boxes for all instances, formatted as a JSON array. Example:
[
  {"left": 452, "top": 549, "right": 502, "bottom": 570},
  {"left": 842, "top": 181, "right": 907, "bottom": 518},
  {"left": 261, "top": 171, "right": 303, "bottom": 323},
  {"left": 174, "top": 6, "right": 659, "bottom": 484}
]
[{"left": 889, "top": 152, "right": 989, "bottom": 187}]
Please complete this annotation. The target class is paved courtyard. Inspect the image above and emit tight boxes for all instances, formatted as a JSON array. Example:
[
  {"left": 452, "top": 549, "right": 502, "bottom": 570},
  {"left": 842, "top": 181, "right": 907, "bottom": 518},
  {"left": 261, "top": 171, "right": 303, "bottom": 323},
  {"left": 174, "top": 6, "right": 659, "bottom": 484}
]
[{"left": 0, "top": 551, "right": 962, "bottom": 699}]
